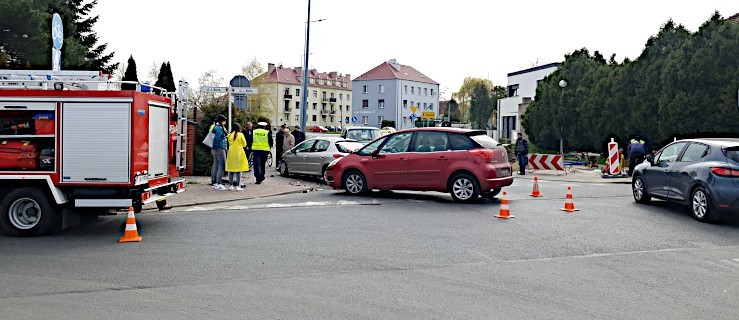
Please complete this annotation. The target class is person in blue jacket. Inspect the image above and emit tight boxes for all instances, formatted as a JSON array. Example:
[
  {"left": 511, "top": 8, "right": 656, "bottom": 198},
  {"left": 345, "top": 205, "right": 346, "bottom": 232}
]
[
  {"left": 210, "top": 114, "right": 228, "bottom": 190},
  {"left": 627, "top": 136, "right": 647, "bottom": 176}
]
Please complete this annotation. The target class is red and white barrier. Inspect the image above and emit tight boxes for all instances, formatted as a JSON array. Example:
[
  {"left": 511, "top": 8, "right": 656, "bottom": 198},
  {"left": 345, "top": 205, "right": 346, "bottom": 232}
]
[
  {"left": 528, "top": 154, "right": 565, "bottom": 171},
  {"left": 607, "top": 138, "right": 620, "bottom": 175}
]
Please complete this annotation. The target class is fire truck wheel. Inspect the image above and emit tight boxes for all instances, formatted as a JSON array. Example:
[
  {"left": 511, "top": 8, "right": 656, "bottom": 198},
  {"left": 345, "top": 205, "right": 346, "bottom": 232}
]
[{"left": 0, "top": 188, "right": 61, "bottom": 236}]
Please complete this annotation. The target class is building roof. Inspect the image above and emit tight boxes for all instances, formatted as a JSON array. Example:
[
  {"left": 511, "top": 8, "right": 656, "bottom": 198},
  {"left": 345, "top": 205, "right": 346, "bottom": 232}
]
[
  {"left": 259, "top": 64, "right": 352, "bottom": 90},
  {"left": 354, "top": 59, "right": 438, "bottom": 85},
  {"left": 728, "top": 12, "right": 739, "bottom": 23},
  {"left": 507, "top": 62, "right": 562, "bottom": 77}
]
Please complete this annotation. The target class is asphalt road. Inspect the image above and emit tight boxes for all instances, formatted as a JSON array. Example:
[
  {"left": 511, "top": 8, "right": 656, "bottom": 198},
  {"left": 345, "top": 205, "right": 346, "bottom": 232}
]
[{"left": 1, "top": 179, "right": 738, "bottom": 319}]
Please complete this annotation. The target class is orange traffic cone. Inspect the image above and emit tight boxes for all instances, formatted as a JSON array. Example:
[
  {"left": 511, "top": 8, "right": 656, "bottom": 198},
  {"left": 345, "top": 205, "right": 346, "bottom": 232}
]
[
  {"left": 119, "top": 207, "right": 142, "bottom": 243},
  {"left": 494, "top": 192, "right": 515, "bottom": 219},
  {"left": 560, "top": 186, "right": 580, "bottom": 212},
  {"left": 530, "top": 176, "right": 542, "bottom": 197}
]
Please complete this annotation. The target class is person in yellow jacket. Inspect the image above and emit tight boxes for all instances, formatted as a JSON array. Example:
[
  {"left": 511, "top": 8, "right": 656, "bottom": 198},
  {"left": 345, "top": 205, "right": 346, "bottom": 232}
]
[
  {"left": 251, "top": 121, "right": 273, "bottom": 184},
  {"left": 226, "top": 123, "right": 249, "bottom": 191}
]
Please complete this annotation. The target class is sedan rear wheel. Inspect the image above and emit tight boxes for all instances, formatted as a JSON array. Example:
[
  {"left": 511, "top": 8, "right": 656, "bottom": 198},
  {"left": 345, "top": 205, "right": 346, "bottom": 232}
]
[{"left": 690, "top": 187, "right": 713, "bottom": 223}]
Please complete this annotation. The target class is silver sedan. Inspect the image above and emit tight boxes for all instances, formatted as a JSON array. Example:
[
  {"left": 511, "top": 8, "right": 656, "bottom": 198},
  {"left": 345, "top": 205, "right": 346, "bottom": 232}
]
[{"left": 278, "top": 137, "right": 363, "bottom": 180}]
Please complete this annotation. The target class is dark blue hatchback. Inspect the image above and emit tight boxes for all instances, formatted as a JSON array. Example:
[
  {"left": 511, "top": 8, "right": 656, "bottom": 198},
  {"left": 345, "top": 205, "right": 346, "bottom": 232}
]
[{"left": 631, "top": 138, "right": 739, "bottom": 222}]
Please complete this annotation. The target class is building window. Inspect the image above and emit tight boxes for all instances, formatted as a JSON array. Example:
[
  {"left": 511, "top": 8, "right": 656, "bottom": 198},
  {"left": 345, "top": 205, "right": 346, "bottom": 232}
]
[
  {"left": 507, "top": 84, "right": 519, "bottom": 97},
  {"left": 424, "top": 88, "right": 428, "bottom": 96},
  {"left": 403, "top": 100, "right": 408, "bottom": 109},
  {"left": 411, "top": 86, "right": 415, "bottom": 94},
  {"left": 295, "top": 88, "right": 300, "bottom": 96},
  {"left": 284, "top": 100, "right": 289, "bottom": 111},
  {"left": 322, "top": 91, "right": 327, "bottom": 99},
  {"left": 313, "top": 103, "right": 317, "bottom": 110},
  {"left": 411, "top": 101, "right": 415, "bottom": 109},
  {"left": 430, "top": 88, "right": 435, "bottom": 96},
  {"left": 309, "top": 78, "right": 315, "bottom": 84},
  {"left": 378, "top": 99, "right": 385, "bottom": 108},
  {"left": 319, "top": 79, "right": 325, "bottom": 85},
  {"left": 313, "top": 90, "right": 317, "bottom": 98},
  {"left": 362, "top": 116, "right": 369, "bottom": 125},
  {"left": 423, "top": 102, "right": 427, "bottom": 110},
  {"left": 378, "top": 116, "right": 384, "bottom": 125},
  {"left": 284, "top": 88, "right": 290, "bottom": 95},
  {"left": 295, "top": 115, "right": 299, "bottom": 122},
  {"left": 346, "top": 105, "right": 350, "bottom": 111},
  {"left": 339, "top": 93, "right": 343, "bottom": 100},
  {"left": 403, "top": 117, "right": 408, "bottom": 125},
  {"left": 330, "top": 92, "right": 335, "bottom": 98},
  {"left": 379, "top": 84, "right": 385, "bottom": 93},
  {"left": 404, "top": 85, "right": 408, "bottom": 94},
  {"left": 295, "top": 101, "right": 300, "bottom": 109},
  {"left": 417, "top": 87, "right": 421, "bottom": 95},
  {"left": 312, "top": 115, "right": 317, "bottom": 122},
  {"left": 363, "top": 85, "right": 368, "bottom": 93},
  {"left": 347, "top": 94, "right": 350, "bottom": 100},
  {"left": 362, "top": 100, "right": 369, "bottom": 109},
  {"left": 429, "top": 103, "right": 434, "bottom": 111}
]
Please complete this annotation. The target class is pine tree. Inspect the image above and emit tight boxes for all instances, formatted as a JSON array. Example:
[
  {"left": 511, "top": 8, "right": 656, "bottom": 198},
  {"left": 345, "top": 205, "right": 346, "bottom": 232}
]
[
  {"left": 153, "top": 62, "right": 176, "bottom": 94},
  {"left": 66, "top": 0, "right": 118, "bottom": 73},
  {"left": 121, "top": 55, "right": 138, "bottom": 90},
  {"left": 163, "top": 62, "right": 176, "bottom": 92}
]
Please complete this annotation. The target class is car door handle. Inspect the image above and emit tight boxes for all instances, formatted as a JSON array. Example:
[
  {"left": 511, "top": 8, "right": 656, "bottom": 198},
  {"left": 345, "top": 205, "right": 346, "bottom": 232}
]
[
  {"left": 399, "top": 158, "right": 406, "bottom": 162},
  {"left": 438, "top": 156, "right": 448, "bottom": 160},
  {"left": 303, "top": 156, "right": 307, "bottom": 159}
]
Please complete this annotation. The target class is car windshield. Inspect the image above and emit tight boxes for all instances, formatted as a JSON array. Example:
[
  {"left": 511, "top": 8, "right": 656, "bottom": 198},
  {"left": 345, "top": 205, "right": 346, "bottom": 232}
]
[
  {"left": 469, "top": 133, "right": 499, "bottom": 148},
  {"left": 336, "top": 141, "right": 363, "bottom": 153},
  {"left": 347, "top": 129, "right": 381, "bottom": 141}
]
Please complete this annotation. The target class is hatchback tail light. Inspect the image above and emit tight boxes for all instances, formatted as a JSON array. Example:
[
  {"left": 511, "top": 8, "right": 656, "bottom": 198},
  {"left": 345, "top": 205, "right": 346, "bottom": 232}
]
[
  {"left": 468, "top": 148, "right": 507, "bottom": 163},
  {"left": 710, "top": 167, "right": 739, "bottom": 177},
  {"left": 333, "top": 154, "right": 344, "bottom": 159}
]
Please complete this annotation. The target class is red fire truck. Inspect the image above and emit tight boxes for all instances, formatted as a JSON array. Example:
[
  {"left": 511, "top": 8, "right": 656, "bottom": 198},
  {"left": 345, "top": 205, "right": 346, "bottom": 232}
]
[{"left": 0, "top": 70, "right": 188, "bottom": 236}]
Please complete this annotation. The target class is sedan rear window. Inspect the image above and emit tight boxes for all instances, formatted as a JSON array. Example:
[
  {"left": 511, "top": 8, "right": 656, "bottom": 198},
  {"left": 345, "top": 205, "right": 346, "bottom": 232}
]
[{"left": 469, "top": 133, "right": 499, "bottom": 149}]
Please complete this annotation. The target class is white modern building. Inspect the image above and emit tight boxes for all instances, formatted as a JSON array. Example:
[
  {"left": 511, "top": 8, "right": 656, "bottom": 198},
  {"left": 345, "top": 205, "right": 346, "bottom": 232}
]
[{"left": 495, "top": 63, "right": 560, "bottom": 141}]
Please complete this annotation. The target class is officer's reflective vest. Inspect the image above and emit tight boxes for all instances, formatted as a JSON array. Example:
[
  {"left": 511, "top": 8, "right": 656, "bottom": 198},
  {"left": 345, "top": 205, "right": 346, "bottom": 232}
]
[{"left": 252, "top": 128, "right": 270, "bottom": 151}]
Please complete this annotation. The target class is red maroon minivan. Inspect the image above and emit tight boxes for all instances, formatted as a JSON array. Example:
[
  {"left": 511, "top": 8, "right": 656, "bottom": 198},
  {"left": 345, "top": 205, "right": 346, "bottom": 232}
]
[{"left": 324, "top": 128, "right": 513, "bottom": 202}]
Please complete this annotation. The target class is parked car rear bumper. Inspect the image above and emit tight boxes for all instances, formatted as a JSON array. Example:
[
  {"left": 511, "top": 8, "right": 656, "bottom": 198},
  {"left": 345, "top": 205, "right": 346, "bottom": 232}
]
[{"left": 480, "top": 176, "right": 514, "bottom": 190}]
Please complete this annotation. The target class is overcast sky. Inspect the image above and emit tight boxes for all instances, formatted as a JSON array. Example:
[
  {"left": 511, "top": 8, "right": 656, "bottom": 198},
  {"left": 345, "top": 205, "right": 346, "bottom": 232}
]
[{"left": 93, "top": 0, "right": 737, "bottom": 98}]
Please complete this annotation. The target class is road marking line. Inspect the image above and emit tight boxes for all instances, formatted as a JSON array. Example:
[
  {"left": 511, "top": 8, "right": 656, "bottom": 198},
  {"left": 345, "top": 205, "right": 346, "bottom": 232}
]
[
  {"left": 706, "top": 261, "right": 737, "bottom": 272},
  {"left": 466, "top": 249, "right": 494, "bottom": 262}
]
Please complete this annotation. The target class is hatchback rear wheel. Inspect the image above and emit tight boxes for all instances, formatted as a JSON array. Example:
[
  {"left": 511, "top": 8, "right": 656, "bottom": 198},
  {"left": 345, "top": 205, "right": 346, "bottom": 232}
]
[
  {"left": 690, "top": 187, "right": 713, "bottom": 223},
  {"left": 632, "top": 176, "right": 651, "bottom": 204},
  {"left": 449, "top": 173, "right": 480, "bottom": 203}
]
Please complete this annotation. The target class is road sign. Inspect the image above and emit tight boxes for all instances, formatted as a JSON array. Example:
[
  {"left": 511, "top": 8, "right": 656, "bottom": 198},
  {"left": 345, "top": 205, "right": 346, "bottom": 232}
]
[
  {"left": 410, "top": 106, "right": 418, "bottom": 113},
  {"left": 200, "top": 86, "right": 258, "bottom": 94},
  {"left": 231, "top": 87, "right": 258, "bottom": 94},
  {"left": 52, "top": 14, "right": 63, "bottom": 50},
  {"left": 422, "top": 111, "right": 435, "bottom": 119},
  {"left": 351, "top": 116, "right": 358, "bottom": 123},
  {"left": 410, "top": 114, "right": 418, "bottom": 121}
]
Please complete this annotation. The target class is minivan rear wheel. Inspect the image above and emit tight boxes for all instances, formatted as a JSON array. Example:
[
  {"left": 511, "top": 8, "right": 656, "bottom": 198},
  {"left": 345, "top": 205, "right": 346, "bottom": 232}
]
[{"left": 449, "top": 173, "right": 480, "bottom": 203}]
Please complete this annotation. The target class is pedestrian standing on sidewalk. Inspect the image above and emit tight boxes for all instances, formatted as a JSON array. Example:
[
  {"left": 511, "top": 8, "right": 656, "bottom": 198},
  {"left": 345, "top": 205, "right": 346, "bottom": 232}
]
[
  {"left": 514, "top": 132, "right": 529, "bottom": 175},
  {"left": 226, "top": 123, "right": 249, "bottom": 191},
  {"left": 292, "top": 125, "right": 306, "bottom": 145},
  {"left": 275, "top": 124, "right": 286, "bottom": 166},
  {"left": 252, "top": 122, "right": 273, "bottom": 184},
  {"left": 283, "top": 127, "right": 295, "bottom": 153},
  {"left": 210, "top": 114, "right": 228, "bottom": 190},
  {"left": 244, "top": 121, "right": 253, "bottom": 171}
]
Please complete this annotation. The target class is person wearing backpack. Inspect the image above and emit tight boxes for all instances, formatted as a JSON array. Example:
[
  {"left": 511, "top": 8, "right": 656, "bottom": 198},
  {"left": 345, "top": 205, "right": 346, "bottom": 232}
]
[{"left": 514, "top": 132, "right": 529, "bottom": 175}]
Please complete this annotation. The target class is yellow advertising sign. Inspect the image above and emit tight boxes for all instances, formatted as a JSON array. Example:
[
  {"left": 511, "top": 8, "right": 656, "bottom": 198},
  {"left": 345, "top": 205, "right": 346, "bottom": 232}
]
[{"left": 422, "top": 111, "right": 435, "bottom": 119}]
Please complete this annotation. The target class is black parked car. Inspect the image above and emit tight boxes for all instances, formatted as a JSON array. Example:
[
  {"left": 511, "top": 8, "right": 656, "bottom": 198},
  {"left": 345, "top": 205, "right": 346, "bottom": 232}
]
[{"left": 631, "top": 138, "right": 739, "bottom": 222}]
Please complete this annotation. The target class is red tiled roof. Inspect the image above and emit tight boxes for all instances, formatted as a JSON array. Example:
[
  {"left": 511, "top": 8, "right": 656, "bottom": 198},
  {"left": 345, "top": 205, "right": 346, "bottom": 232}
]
[
  {"left": 260, "top": 65, "right": 352, "bottom": 90},
  {"left": 354, "top": 61, "right": 438, "bottom": 85}
]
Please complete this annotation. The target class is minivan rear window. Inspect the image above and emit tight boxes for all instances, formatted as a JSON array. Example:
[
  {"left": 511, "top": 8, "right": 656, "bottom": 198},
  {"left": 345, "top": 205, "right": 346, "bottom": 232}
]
[
  {"left": 725, "top": 147, "right": 739, "bottom": 163},
  {"left": 469, "top": 133, "right": 499, "bottom": 149}
]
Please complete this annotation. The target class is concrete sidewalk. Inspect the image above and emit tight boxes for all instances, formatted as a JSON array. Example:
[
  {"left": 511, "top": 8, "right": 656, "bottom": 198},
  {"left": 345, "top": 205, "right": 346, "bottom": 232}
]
[
  {"left": 144, "top": 168, "right": 322, "bottom": 211},
  {"left": 512, "top": 164, "right": 631, "bottom": 184}
]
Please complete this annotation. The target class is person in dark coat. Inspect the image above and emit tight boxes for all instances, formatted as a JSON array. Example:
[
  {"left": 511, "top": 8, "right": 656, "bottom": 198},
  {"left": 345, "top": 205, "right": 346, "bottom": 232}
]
[
  {"left": 244, "top": 122, "right": 253, "bottom": 171},
  {"left": 627, "top": 136, "right": 647, "bottom": 176},
  {"left": 292, "top": 125, "right": 306, "bottom": 145},
  {"left": 514, "top": 132, "right": 529, "bottom": 175},
  {"left": 275, "top": 124, "right": 286, "bottom": 166}
]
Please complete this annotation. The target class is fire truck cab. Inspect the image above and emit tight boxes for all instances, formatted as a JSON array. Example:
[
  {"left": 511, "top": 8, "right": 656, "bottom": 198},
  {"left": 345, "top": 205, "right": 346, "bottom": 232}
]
[{"left": 0, "top": 70, "right": 189, "bottom": 236}]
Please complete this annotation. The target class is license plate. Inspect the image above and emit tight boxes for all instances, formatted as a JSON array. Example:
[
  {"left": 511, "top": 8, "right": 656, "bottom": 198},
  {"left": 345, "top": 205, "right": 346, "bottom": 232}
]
[{"left": 501, "top": 168, "right": 510, "bottom": 175}]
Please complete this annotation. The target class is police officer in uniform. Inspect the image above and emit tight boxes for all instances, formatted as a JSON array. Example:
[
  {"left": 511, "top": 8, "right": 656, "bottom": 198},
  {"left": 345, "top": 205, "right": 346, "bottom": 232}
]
[
  {"left": 627, "top": 136, "right": 647, "bottom": 176},
  {"left": 251, "top": 122, "right": 273, "bottom": 184}
]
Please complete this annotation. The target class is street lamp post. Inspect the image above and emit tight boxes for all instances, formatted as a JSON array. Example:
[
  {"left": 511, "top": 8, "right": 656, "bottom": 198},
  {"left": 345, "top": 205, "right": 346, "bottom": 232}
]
[
  {"left": 558, "top": 79, "right": 568, "bottom": 155},
  {"left": 299, "top": 0, "right": 325, "bottom": 132}
]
